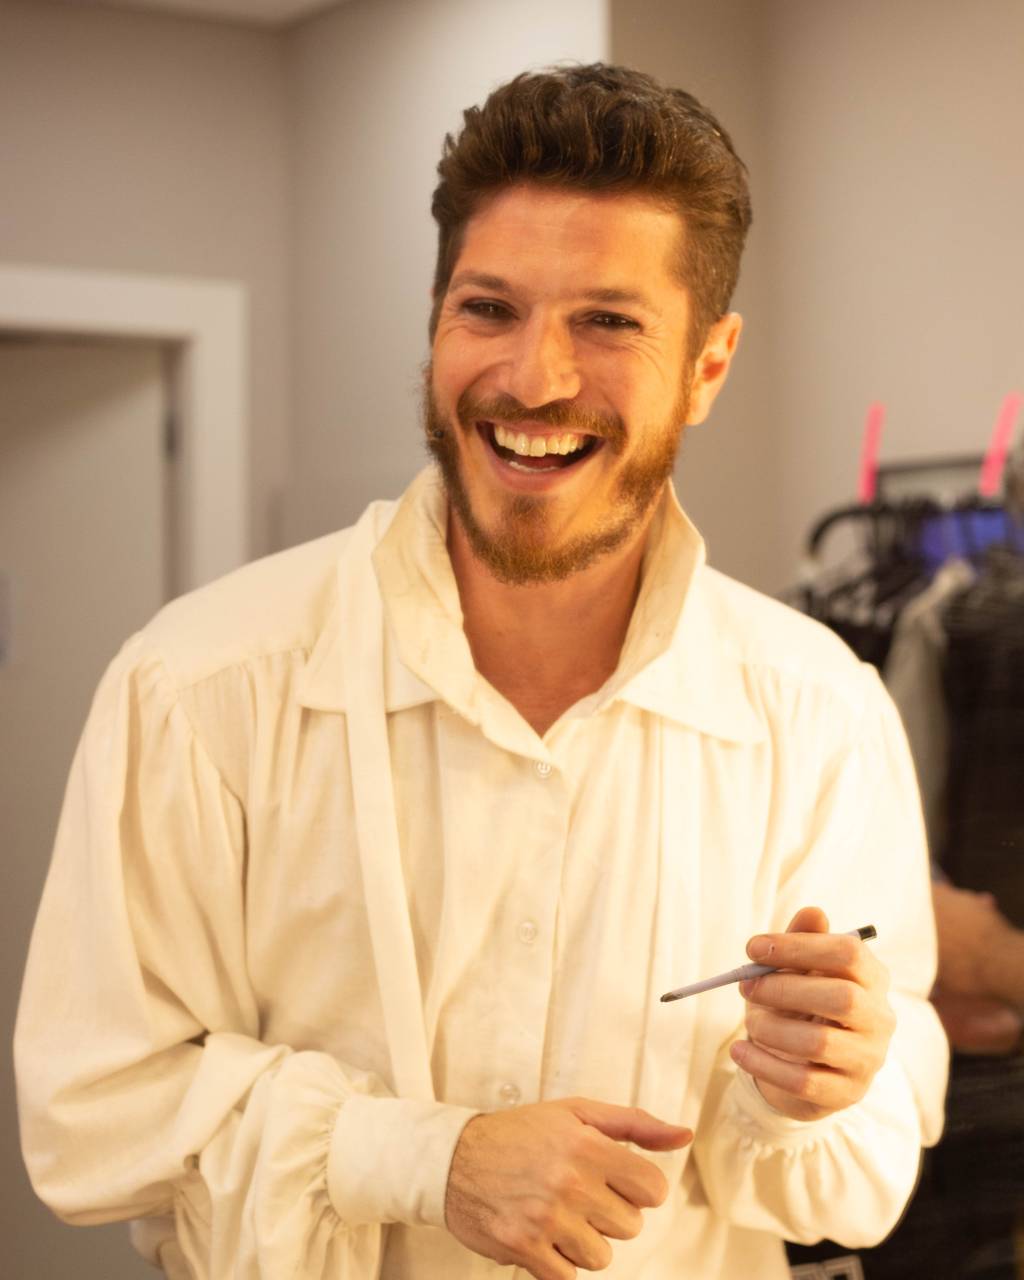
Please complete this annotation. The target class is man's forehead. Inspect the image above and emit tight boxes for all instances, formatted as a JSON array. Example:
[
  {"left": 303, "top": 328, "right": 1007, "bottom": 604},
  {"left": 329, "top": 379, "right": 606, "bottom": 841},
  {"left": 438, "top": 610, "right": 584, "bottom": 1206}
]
[{"left": 448, "top": 187, "right": 687, "bottom": 306}]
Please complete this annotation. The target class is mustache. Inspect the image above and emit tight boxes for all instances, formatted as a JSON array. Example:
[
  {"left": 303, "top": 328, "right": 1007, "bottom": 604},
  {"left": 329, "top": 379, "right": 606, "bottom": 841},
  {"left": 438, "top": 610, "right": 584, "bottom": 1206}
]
[{"left": 456, "top": 390, "right": 625, "bottom": 447}]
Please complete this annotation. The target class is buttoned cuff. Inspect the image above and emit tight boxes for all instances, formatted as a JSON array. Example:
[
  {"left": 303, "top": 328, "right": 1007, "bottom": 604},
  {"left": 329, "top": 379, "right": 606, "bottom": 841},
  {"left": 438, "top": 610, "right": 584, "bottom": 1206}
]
[{"left": 327, "top": 1095, "right": 480, "bottom": 1227}]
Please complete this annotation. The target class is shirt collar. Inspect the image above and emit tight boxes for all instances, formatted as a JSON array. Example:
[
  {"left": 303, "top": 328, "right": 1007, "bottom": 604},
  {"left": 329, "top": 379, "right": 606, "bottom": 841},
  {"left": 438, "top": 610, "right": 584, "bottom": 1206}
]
[
  {"left": 298, "top": 465, "right": 765, "bottom": 745},
  {"left": 606, "top": 486, "right": 766, "bottom": 743}
]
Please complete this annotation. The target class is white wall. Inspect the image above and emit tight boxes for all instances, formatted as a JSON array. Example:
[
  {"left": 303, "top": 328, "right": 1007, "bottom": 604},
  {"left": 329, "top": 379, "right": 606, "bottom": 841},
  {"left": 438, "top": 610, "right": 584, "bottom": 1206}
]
[
  {"left": 0, "top": 0, "right": 291, "bottom": 558},
  {"left": 283, "top": 0, "right": 609, "bottom": 546},
  {"left": 763, "top": 0, "right": 1024, "bottom": 581},
  {"left": 611, "top": 0, "right": 781, "bottom": 590}
]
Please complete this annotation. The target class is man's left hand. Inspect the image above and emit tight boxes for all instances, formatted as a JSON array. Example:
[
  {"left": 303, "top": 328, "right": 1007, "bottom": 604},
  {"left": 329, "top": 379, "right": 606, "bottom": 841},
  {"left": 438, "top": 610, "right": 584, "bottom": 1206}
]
[{"left": 730, "top": 906, "right": 896, "bottom": 1122}]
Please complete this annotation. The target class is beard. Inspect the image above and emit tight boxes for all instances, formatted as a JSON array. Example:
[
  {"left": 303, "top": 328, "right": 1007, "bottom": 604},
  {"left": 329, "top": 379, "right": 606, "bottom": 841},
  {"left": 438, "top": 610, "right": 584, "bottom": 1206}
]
[{"left": 422, "top": 368, "right": 690, "bottom": 586}]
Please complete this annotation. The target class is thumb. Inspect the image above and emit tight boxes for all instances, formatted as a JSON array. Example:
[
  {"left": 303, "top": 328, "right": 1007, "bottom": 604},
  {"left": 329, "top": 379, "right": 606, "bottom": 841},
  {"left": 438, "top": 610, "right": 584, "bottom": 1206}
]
[
  {"left": 787, "top": 905, "right": 829, "bottom": 934},
  {"left": 569, "top": 1099, "right": 693, "bottom": 1151}
]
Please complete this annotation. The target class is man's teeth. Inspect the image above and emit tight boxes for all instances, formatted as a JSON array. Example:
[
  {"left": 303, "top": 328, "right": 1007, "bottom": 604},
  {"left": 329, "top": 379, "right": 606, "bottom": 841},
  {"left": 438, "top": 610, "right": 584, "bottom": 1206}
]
[{"left": 493, "top": 423, "right": 586, "bottom": 458}]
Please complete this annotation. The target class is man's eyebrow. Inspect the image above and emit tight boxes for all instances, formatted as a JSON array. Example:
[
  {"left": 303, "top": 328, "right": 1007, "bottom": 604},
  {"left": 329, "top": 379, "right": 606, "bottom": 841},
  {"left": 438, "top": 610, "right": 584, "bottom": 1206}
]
[
  {"left": 447, "top": 273, "right": 657, "bottom": 310},
  {"left": 582, "top": 286, "right": 655, "bottom": 309},
  {"left": 448, "top": 271, "right": 513, "bottom": 294}
]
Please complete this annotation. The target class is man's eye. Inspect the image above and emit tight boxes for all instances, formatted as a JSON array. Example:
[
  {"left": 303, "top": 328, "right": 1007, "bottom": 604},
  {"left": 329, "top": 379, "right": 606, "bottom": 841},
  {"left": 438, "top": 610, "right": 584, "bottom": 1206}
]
[
  {"left": 462, "top": 300, "right": 511, "bottom": 321},
  {"left": 590, "top": 313, "right": 639, "bottom": 330}
]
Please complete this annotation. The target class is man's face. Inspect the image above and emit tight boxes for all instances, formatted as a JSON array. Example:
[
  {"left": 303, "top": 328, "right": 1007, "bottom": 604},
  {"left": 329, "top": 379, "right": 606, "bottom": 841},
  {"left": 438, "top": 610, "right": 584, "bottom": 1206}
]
[{"left": 426, "top": 184, "right": 730, "bottom": 585}]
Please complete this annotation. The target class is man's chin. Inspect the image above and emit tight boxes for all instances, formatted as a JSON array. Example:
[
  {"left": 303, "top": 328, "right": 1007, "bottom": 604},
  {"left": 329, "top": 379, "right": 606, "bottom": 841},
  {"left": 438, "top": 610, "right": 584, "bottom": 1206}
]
[
  {"left": 457, "top": 503, "right": 640, "bottom": 586},
  {"left": 425, "top": 416, "right": 667, "bottom": 585}
]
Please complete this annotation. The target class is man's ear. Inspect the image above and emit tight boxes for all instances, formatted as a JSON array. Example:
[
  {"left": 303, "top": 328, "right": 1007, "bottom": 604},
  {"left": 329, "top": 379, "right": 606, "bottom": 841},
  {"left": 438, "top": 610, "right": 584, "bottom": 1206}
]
[{"left": 685, "top": 312, "right": 742, "bottom": 425}]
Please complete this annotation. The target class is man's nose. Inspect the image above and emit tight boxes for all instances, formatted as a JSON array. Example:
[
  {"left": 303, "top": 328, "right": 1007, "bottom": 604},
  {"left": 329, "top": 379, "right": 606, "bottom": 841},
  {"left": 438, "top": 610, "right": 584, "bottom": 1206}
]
[{"left": 503, "top": 316, "right": 581, "bottom": 408}]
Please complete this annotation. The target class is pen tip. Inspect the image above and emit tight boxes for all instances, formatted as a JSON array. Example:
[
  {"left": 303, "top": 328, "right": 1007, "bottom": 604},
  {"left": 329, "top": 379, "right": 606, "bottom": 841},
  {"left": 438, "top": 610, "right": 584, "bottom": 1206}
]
[{"left": 660, "top": 993, "right": 676, "bottom": 1003}]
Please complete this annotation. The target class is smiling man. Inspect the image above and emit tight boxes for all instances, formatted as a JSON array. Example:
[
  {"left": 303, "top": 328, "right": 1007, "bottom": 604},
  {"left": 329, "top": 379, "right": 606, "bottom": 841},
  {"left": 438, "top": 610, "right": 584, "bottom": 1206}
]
[{"left": 16, "top": 65, "right": 946, "bottom": 1280}]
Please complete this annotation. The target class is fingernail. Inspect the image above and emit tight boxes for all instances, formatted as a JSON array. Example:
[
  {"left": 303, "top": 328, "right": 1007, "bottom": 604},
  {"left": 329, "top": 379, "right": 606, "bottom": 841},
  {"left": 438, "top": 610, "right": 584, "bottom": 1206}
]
[
  {"left": 747, "top": 937, "right": 773, "bottom": 961},
  {"left": 739, "top": 979, "right": 756, "bottom": 997},
  {"left": 730, "top": 1041, "right": 749, "bottom": 1066}
]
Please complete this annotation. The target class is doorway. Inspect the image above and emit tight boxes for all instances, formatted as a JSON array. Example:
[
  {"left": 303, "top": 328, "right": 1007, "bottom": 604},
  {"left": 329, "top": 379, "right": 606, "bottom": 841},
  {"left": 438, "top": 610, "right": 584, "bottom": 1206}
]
[
  {"left": 0, "top": 264, "right": 247, "bottom": 1277},
  {"left": 1, "top": 334, "right": 170, "bottom": 1277}
]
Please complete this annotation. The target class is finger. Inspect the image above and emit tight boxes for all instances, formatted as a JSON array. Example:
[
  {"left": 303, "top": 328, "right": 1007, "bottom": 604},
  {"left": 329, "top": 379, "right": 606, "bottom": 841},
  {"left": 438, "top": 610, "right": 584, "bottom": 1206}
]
[
  {"left": 731, "top": 1038, "right": 854, "bottom": 1110},
  {"left": 740, "top": 972, "right": 875, "bottom": 1029},
  {"left": 586, "top": 1189, "right": 644, "bottom": 1242},
  {"left": 745, "top": 930, "right": 884, "bottom": 988},
  {"left": 786, "top": 905, "right": 829, "bottom": 933},
  {"left": 568, "top": 1099, "right": 692, "bottom": 1151},
  {"left": 554, "top": 1224, "right": 613, "bottom": 1272},
  {"left": 528, "top": 1245, "right": 578, "bottom": 1280},
  {"left": 603, "top": 1146, "right": 670, "bottom": 1210},
  {"left": 745, "top": 1005, "right": 874, "bottom": 1073}
]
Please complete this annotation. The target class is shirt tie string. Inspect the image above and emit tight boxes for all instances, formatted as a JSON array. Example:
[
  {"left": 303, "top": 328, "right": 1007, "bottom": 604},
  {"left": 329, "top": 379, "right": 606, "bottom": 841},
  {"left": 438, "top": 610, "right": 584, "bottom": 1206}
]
[{"left": 340, "top": 507, "right": 435, "bottom": 1103}]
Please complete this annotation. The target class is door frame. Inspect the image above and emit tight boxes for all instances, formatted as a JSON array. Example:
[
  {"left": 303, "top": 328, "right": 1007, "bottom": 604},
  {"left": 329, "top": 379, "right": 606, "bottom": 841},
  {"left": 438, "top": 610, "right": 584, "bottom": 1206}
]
[{"left": 0, "top": 263, "right": 248, "bottom": 592}]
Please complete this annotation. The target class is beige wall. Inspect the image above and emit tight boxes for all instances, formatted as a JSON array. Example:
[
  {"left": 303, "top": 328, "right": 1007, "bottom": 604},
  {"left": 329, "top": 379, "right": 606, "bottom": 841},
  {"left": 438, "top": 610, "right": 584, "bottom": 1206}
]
[
  {"left": 762, "top": 0, "right": 1024, "bottom": 582},
  {"left": 612, "top": 0, "right": 782, "bottom": 590},
  {"left": 4, "top": 0, "right": 1019, "bottom": 589},
  {"left": 615, "top": 0, "right": 1024, "bottom": 591},
  {"left": 283, "top": 0, "right": 608, "bottom": 546},
  {"left": 0, "top": 0, "right": 291, "bottom": 559}
]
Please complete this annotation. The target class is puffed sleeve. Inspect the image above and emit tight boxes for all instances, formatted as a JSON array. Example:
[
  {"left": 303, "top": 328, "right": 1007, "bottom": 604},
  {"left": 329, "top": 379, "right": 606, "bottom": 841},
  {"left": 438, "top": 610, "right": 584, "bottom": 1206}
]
[
  {"left": 691, "top": 663, "right": 948, "bottom": 1247},
  {"left": 14, "top": 634, "right": 475, "bottom": 1278}
]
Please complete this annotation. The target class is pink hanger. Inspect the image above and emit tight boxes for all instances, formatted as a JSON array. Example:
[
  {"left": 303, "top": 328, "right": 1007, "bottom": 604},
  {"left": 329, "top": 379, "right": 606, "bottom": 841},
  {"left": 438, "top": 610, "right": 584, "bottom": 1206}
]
[
  {"left": 857, "top": 402, "right": 885, "bottom": 503},
  {"left": 978, "top": 392, "right": 1023, "bottom": 498}
]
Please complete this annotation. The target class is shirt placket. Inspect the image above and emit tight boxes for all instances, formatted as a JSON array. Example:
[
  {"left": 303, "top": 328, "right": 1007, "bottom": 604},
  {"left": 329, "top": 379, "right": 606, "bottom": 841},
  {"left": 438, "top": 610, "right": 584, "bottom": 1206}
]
[{"left": 438, "top": 715, "right": 569, "bottom": 1114}]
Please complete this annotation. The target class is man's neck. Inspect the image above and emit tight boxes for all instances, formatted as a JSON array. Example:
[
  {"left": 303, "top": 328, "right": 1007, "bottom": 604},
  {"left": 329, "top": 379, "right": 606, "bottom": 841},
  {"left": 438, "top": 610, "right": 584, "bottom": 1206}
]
[{"left": 447, "top": 510, "right": 657, "bottom": 738}]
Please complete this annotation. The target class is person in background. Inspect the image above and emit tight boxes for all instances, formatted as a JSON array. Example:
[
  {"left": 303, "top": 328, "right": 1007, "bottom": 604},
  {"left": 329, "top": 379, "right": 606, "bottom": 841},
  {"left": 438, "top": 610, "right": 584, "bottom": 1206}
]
[
  {"left": 883, "top": 553, "right": 1024, "bottom": 1055},
  {"left": 15, "top": 64, "right": 947, "bottom": 1280},
  {"left": 931, "top": 879, "right": 1024, "bottom": 1055}
]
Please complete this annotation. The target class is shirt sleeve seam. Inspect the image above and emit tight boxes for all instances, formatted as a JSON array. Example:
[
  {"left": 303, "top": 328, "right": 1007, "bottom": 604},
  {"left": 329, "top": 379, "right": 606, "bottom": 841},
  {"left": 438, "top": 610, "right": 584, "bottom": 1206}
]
[
  {"left": 147, "top": 646, "right": 252, "bottom": 810},
  {"left": 165, "top": 644, "right": 312, "bottom": 701}
]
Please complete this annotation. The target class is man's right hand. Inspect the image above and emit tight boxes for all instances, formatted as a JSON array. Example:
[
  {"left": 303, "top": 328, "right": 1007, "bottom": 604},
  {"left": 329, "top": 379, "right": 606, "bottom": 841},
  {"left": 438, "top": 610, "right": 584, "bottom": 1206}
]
[{"left": 444, "top": 1097, "right": 692, "bottom": 1279}]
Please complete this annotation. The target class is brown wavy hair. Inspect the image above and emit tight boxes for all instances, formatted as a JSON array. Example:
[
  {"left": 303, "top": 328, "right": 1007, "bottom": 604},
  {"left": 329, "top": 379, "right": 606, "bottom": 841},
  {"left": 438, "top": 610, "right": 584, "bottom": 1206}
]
[{"left": 429, "top": 63, "right": 752, "bottom": 357}]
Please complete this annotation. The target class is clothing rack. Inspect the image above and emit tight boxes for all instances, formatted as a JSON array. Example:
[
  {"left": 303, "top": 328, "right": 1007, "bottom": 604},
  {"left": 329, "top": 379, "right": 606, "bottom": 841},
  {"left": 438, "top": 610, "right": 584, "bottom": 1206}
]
[
  {"left": 805, "top": 451, "right": 1024, "bottom": 593},
  {"left": 788, "top": 452, "right": 1024, "bottom": 1280}
]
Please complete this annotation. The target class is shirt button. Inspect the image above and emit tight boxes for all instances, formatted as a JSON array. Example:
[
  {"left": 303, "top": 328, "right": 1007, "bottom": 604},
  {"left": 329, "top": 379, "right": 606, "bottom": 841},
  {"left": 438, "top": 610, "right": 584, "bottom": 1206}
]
[
  {"left": 498, "top": 1082, "right": 521, "bottom": 1107},
  {"left": 517, "top": 920, "right": 538, "bottom": 945},
  {"left": 534, "top": 760, "right": 552, "bottom": 778}
]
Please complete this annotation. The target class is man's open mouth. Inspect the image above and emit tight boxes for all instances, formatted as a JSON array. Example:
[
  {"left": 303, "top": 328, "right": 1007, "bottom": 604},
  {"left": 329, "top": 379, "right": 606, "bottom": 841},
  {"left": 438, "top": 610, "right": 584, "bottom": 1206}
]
[{"left": 476, "top": 421, "right": 603, "bottom": 472}]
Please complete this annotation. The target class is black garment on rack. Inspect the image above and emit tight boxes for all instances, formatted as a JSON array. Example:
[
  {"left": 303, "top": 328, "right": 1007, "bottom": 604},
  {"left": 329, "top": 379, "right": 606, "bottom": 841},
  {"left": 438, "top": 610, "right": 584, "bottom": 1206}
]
[
  {"left": 797, "top": 497, "right": 1020, "bottom": 673},
  {"left": 796, "top": 497, "right": 952, "bottom": 669},
  {"left": 788, "top": 504, "right": 1024, "bottom": 1280},
  {"left": 940, "top": 546, "right": 1024, "bottom": 928}
]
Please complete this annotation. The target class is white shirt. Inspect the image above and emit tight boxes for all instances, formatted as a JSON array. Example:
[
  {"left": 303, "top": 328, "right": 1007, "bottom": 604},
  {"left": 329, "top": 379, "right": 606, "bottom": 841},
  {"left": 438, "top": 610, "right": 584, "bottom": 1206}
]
[{"left": 15, "top": 466, "right": 948, "bottom": 1280}]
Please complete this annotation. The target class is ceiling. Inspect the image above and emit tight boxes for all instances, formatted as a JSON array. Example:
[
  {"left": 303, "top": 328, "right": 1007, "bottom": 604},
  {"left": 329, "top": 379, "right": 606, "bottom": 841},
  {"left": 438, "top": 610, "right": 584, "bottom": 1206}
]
[{"left": 56, "top": 0, "right": 348, "bottom": 28}]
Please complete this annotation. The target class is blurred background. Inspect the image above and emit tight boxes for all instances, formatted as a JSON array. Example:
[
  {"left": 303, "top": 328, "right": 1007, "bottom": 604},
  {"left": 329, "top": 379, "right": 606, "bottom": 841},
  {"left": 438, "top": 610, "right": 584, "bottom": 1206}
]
[{"left": 2, "top": 0, "right": 1022, "bottom": 1275}]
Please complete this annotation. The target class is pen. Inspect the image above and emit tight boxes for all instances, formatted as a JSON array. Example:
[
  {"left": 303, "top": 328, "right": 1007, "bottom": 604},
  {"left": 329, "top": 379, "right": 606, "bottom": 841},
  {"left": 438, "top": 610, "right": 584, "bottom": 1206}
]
[{"left": 659, "top": 925, "right": 878, "bottom": 1003}]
